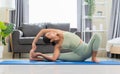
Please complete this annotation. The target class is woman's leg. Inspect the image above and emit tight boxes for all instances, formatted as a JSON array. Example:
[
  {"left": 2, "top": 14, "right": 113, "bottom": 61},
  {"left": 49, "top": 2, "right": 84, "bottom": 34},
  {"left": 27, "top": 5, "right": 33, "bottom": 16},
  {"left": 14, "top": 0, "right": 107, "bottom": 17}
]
[
  {"left": 88, "top": 33, "right": 101, "bottom": 51},
  {"left": 88, "top": 33, "right": 101, "bottom": 62},
  {"left": 58, "top": 52, "right": 84, "bottom": 61}
]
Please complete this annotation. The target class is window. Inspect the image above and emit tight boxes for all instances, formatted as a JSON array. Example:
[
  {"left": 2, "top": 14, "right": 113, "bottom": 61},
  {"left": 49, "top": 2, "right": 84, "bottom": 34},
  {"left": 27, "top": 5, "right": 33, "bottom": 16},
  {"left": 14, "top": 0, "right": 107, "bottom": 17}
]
[{"left": 29, "top": 0, "right": 77, "bottom": 28}]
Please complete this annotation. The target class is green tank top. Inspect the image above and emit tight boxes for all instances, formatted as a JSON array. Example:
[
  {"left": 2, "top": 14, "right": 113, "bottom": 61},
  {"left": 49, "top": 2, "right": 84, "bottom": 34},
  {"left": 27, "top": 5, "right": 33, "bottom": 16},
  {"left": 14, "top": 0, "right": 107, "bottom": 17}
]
[{"left": 61, "top": 32, "right": 81, "bottom": 50}]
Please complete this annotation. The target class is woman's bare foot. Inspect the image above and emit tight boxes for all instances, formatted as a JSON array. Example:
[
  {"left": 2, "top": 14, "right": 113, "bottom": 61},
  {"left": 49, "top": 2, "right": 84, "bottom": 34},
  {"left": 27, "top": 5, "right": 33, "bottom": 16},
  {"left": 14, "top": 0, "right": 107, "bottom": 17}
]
[{"left": 92, "top": 58, "right": 99, "bottom": 63}]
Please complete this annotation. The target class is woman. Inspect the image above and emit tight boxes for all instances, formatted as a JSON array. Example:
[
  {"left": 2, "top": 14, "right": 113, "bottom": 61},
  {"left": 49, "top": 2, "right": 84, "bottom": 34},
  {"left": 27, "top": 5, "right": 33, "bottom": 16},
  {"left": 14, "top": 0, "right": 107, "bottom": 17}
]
[{"left": 29, "top": 29, "right": 101, "bottom": 62}]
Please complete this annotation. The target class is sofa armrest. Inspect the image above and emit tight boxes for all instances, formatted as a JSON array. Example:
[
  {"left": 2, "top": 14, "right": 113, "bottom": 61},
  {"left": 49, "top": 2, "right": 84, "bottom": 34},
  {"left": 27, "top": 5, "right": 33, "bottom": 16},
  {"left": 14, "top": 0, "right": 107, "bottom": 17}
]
[
  {"left": 13, "top": 30, "right": 23, "bottom": 37},
  {"left": 12, "top": 30, "right": 23, "bottom": 44},
  {"left": 17, "top": 30, "right": 23, "bottom": 37}
]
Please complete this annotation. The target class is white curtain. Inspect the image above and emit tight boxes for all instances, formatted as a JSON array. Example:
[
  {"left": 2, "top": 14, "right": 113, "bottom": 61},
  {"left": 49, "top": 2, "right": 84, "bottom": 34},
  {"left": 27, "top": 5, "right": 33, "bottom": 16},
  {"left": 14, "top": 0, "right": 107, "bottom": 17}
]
[{"left": 108, "top": 0, "right": 120, "bottom": 39}]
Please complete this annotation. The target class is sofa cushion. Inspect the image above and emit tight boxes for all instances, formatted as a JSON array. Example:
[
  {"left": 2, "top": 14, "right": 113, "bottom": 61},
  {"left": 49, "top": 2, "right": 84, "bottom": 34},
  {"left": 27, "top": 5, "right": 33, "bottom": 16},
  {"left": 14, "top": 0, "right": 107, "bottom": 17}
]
[
  {"left": 46, "top": 23, "right": 70, "bottom": 31},
  {"left": 19, "top": 37, "right": 48, "bottom": 45},
  {"left": 21, "top": 23, "right": 46, "bottom": 37}
]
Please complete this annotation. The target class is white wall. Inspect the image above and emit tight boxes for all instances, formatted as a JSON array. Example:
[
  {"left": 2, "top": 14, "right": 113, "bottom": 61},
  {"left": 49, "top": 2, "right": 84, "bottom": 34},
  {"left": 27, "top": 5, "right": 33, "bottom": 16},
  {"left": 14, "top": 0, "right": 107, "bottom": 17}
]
[
  {"left": 0, "top": 0, "right": 15, "bottom": 9},
  {"left": 0, "top": 0, "right": 6, "bottom": 7},
  {"left": 29, "top": 0, "right": 77, "bottom": 28},
  {"left": 0, "top": 0, "right": 15, "bottom": 22}
]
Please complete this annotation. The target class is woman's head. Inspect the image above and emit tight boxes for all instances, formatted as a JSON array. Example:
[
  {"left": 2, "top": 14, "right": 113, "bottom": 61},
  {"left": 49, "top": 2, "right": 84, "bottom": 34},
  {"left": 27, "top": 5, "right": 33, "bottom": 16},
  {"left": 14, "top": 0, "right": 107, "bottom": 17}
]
[
  {"left": 43, "top": 35, "right": 51, "bottom": 44},
  {"left": 43, "top": 32, "right": 59, "bottom": 45},
  {"left": 45, "top": 32, "right": 60, "bottom": 41}
]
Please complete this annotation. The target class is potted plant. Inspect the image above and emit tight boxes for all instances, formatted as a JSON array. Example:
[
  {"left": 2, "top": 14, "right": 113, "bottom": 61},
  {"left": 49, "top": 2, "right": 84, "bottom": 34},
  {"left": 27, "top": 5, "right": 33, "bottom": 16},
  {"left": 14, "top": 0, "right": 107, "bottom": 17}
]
[
  {"left": 85, "top": 0, "right": 95, "bottom": 19},
  {"left": 0, "top": 21, "right": 14, "bottom": 58}
]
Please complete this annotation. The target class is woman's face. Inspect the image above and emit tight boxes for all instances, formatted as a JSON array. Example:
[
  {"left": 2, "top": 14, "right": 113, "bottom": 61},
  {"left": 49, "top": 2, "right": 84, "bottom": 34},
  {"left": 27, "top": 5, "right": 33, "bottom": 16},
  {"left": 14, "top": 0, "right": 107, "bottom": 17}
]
[{"left": 45, "top": 32, "right": 59, "bottom": 42}]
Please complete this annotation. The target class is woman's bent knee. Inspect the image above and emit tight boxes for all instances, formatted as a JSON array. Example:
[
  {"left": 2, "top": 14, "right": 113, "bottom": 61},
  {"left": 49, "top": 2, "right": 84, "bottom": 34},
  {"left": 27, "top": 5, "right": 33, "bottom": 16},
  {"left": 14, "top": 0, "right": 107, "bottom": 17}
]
[{"left": 94, "top": 33, "right": 101, "bottom": 41}]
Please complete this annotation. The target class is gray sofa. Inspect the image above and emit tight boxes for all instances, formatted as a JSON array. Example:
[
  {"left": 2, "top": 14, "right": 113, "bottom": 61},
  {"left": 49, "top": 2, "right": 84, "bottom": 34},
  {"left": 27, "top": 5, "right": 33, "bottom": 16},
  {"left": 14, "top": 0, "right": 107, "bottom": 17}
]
[{"left": 10, "top": 23, "right": 80, "bottom": 58}]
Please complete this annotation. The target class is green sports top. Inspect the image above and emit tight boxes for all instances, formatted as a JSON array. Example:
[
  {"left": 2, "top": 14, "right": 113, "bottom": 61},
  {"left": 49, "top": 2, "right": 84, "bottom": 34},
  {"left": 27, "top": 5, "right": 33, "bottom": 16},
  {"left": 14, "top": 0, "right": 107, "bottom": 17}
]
[{"left": 61, "top": 32, "right": 81, "bottom": 50}]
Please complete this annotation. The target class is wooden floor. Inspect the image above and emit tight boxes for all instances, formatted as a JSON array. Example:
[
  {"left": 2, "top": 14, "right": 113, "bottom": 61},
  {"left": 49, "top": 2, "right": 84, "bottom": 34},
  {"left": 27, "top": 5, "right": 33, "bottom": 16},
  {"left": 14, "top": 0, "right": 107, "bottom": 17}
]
[{"left": 0, "top": 65, "right": 120, "bottom": 74}]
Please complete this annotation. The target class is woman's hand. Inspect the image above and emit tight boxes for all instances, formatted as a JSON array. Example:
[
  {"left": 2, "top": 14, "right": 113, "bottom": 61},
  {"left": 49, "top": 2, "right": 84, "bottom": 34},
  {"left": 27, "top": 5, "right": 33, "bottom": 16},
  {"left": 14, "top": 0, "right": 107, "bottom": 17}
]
[
  {"left": 29, "top": 49, "right": 43, "bottom": 58},
  {"left": 29, "top": 49, "right": 36, "bottom": 59}
]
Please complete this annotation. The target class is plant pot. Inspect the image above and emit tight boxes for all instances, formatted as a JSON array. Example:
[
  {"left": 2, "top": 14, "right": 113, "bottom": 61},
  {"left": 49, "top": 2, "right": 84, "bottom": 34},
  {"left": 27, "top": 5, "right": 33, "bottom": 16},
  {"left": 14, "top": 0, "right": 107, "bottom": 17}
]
[{"left": 0, "top": 46, "right": 3, "bottom": 58}]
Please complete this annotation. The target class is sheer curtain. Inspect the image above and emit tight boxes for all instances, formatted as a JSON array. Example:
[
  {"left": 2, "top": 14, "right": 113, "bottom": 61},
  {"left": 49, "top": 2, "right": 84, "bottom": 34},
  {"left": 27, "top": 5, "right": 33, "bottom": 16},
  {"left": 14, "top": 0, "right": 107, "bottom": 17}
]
[
  {"left": 77, "top": 0, "right": 83, "bottom": 32},
  {"left": 108, "top": 0, "right": 120, "bottom": 39},
  {"left": 15, "top": 0, "right": 29, "bottom": 29}
]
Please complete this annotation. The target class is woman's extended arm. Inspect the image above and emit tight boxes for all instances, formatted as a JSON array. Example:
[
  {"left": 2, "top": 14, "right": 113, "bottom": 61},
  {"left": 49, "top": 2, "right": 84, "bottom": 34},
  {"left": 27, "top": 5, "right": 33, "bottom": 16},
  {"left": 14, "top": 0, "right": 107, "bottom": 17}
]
[
  {"left": 32, "top": 29, "right": 46, "bottom": 44},
  {"left": 30, "top": 29, "right": 50, "bottom": 59},
  {"left": 31, "top": 29, "right": 45, "bottom": 50},
  {"left": 32, "top": 29, "right": 52, "bottom": 50},
  {"left": 30, "top": 29, "right": 63, "bottom": 61},
  {"left": 32, "top": 29, "right": 61, "bottom": 50},
  {"left": 38, "top": 45, "right": 61, "bottom": 61}
]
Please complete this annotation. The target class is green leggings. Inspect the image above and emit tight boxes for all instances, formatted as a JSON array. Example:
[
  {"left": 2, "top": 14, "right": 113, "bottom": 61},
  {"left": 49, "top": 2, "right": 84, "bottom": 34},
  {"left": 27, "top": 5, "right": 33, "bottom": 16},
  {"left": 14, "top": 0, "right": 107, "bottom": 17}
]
[{"left": 58, "top": 33, "right": 101, "bottom": 61}]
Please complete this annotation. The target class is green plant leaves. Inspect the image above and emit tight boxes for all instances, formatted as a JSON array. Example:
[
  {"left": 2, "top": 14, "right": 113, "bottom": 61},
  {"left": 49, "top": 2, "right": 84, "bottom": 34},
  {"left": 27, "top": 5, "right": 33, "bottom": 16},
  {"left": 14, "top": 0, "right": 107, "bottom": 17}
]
[
  {"left": 1, "top": 24, "right": 14, "bottom": 37},
  {"left": 0, "top": 21, "right": 7, "bottom": 30},
  {"left": 85, "top": 0, "right": 89, "bottom": 2},
  {"left": 85, "top": 0, "right": 95, "bottom": 19},
  {"left": 0, "top": 22, "right": 14, "bottom": 45}
]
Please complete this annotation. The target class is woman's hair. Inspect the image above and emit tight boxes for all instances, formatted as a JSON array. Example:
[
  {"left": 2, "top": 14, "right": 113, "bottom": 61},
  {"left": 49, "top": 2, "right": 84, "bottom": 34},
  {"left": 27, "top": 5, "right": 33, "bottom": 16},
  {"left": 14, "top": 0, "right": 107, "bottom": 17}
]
[{"left": 43, "top": 35, "right": 56, "bottom": 46}]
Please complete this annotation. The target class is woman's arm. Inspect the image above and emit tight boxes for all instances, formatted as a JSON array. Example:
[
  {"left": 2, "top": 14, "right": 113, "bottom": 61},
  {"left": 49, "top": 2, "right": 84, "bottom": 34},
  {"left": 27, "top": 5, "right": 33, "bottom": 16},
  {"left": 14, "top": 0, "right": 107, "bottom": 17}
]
[
  {"left": 31, "top": 29, "right": 46, "bottom": 51},
  {"left": 32, "top": 29, "right": 54, "bottom": 50},
  {"left": 30, "top": 29, "right": 63, "bottom": 60},
  {"left": 32, "top": 29, "right": 62, "bottom": 45},
  {"left": 32, "top": 29, "right": 47, "bottom": 44},
  {"left": 39, "top": 45, "right": 61, "bottom": 61},
  {"left": 39, "top": 36, "right": 63, "bottom": 61},
  {"left": 30, "top": 29, "right": 51, "bottom": 59}
]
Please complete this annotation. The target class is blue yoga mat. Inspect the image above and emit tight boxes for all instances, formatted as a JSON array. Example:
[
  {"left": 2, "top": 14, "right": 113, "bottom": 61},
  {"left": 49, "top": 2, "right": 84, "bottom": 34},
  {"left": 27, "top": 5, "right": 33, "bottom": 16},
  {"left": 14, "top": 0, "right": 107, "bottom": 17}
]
[{"left": 0, "top": 60, "right": 120, "bottom": 65}]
